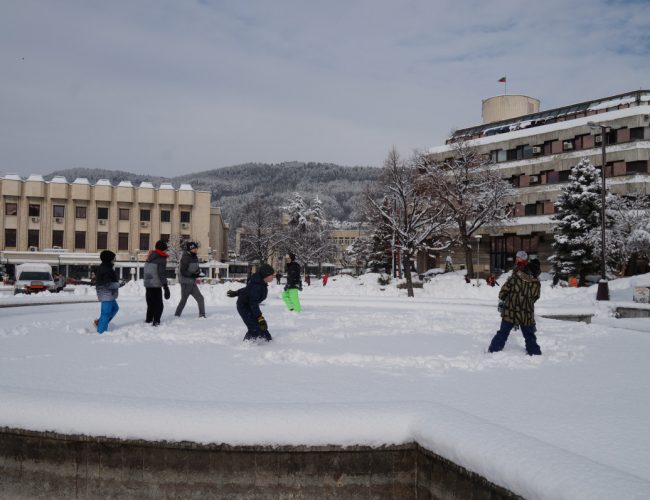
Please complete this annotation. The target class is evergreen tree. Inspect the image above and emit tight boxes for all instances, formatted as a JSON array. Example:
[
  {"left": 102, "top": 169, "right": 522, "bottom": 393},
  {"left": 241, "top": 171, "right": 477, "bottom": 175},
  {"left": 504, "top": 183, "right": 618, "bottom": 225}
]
[{"left": 550, "top": 159, "right": 602, "bottom": 285}]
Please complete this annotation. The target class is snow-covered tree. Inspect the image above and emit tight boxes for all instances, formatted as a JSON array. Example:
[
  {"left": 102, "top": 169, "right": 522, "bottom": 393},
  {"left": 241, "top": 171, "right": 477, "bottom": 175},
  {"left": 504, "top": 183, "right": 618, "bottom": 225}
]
[
  {"left": 417, "top": 142, "right": 515, "bottom": 277},
  {"left": 239, "top": 199, "right": 284, "bottom": 264},
  {"left": 366, "top": 148, "right": 452, "bottom": 297},
  {"left": 588, "top": 192, "right": 650, "bottom": 275},
  {"left": 550, "top": 159, "right": 602, "bottom": 285}
]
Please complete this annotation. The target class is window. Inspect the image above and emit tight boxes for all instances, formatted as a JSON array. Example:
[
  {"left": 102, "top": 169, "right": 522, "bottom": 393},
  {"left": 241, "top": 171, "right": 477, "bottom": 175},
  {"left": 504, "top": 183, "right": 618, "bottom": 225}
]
[
  {"left": 139, "top": 233, "right": 150, "bottom": 251},
  {"left": 160, "top": 210, "right": 171, "bottom": 222},
  {"left": 53, "top": 205, "right": 65, "bottom": 218},
  {"left": 626, "top": 161, "right": 648, "bottom": 174},
  {"left": 97, "top": 232, "right": 108, "bottom": 250},
  {"left": 75, "top": 206, "right": 87, "bottom": 219},
  {"left": 97, "top": 207, "right": 109, "bottom": 220},
  {"left": 74, "top": 231, "right": 86, "bottom": 250},
  {"left": 506, "top": 148, "right": 518, "bottom": 161},
  {"left": 558, "top": 170, "right": 571, "bottom": 182},
  {"left": 524, "top": 203, "right": 537, "bottom": 216},
  {"left": 119, "top": 208, "right": 130, "bottom": 221},
  {"left": 27, "top": 229, "right": 39, "bottom": 248},
  {"left": 180, "top": 211, "right": 191, "bottom": 223},
  {"left": 52, "top": 230, "right": 64, "bottom": 247},
  {"left": 5, "top": 229, "right": 16, "bottom": 247},
  {"left": 29, "top": 204, "right": 40, "bottom": 217},
  {"left": 140, "top": 209, "right": 151, "bottom": 222},
  {"left": 118, "top": 232, "right": 129, "bottom": 251},
  {"left": 160, "top": 233, "right": 170, "bottom": 242},
  {"left": 630, "top": 127, "right": 645, "bottom": 140},
  {"left": 5, "top": 203, "right": 17, "bottom": 216},
  {"left": 562, "top": 140, "right": 574, "bottom": 151},
  {"left": 490, "top": 149, "right": 506, "bottom": 163}
]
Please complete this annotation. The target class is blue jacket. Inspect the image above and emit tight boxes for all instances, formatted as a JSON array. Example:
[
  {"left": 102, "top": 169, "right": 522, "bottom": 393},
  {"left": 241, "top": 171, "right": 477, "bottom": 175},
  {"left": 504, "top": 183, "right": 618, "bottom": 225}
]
[
  {"left": 95, "top": 262, "right": 120, "bottom": 302},
  {"left": 236, "top": 271, "right": 268, "bottom": 318}
]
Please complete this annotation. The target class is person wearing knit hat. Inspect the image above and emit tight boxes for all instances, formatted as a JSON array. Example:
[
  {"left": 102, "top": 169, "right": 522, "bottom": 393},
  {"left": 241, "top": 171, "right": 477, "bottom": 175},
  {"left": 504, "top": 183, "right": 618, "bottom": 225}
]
[
  {"left": 227, "top": 263, "right": 274, "bottom": 342},
  {"left": 282, "top": 252, "right": 302, "bottom": 312},
  {"left": 94, "top": 249, "right": 123, "bottom": 334},
  {"left": 488, "top": 249, "right": 542, "bottom": 356},
  {"left": 143, "top": 240, "right": 170, "bottom": 326},
  {"left": 174, "top": 241, "right": 206, "bottom": 318}
]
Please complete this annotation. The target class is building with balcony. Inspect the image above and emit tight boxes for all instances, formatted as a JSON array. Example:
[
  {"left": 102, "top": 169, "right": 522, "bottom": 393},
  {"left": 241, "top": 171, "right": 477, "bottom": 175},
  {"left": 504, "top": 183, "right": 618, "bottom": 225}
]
[
  {"left": 425, "top": 89, "right": 650, "bottom": 274},
  {"left": 0, "top": 175, "right": 229, "bottom": 280}
]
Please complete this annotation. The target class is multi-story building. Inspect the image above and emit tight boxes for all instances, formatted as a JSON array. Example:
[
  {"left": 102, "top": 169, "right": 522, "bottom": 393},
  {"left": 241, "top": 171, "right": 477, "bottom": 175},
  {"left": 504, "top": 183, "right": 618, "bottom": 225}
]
[
  {"left": 426, "top": 89, "right": 650, "bottom": 275},
  {"left": 0, "top": 175, "right": 229, "bottom": 280}
]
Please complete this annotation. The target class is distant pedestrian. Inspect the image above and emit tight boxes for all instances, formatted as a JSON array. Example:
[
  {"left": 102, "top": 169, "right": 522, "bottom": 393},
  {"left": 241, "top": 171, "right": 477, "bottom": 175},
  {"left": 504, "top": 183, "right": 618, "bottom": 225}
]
[
  {"left": 282, "top": 253, "right": 302, "bottom": 312},
  {"left": 144, "top": 240, "right": 170, "bottom": 326},
  {"left": 94, "top": 250, "right": 122, "bottom": 334},
  {"left": 305, "top": 274, "right": 311, "bottom": 286},
  {"left": 228, "top": 263, "right": 275, "bottom": 342},
  {"left": 488, "top": 251, "right": 542, "bottom": 356},
  {"left": 322, "top": 272, "right": 329, "bottom": 286},
  {"left": 275, "top": 271, "right": 282, "bottom": 285},
  {"left": 174, "top": 241, "right": 206, "bottom": 318},
  {"left": 445, "top": 255, "right": 454, "bottom": 273}
]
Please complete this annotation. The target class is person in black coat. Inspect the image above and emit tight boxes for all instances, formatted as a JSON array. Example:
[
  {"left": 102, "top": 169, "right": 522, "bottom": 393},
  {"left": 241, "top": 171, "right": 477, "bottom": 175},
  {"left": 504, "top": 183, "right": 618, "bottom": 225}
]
[
  {"left": 228, "top": 263, "right": 275, "bottom": 342},
  {"left": 143, "top": 239, "right": 170, "bottom": 326},
  {"left": 282, "top": 252, "right": 302, "bottom": 312}
]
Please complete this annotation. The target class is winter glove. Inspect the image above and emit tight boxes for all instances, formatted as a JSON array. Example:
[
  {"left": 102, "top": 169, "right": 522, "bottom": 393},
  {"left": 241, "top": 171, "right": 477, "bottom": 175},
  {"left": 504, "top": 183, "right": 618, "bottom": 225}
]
[
  {"left": 226, "top": 289, "right": 239, "bottom": 298},
  {"left": 163, "top": 285, "right": 170, "bottom": 300},
  {"left": 497, "top": 300, "right": 505, "bottom": 314},
  {"left": 257, "top": 315, "right": 268, "bottom": 332}
]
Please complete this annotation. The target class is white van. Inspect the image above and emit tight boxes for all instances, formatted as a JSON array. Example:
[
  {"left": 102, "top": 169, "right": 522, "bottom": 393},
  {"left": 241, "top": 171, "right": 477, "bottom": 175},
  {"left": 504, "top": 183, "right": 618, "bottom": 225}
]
[{"left": 13, "top": 263, "right": 57, "bottom": 295}]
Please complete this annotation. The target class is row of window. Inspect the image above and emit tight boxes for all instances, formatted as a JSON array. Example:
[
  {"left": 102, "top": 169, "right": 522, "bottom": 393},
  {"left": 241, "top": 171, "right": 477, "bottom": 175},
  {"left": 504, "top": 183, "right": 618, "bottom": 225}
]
[
  {"left": 3, "top": 229, "right": 188, "bottom": 251},
  {"left": 3, "top": 205, "right": 192, "bottom": 223},
  {"left": 509, "top": 160, "right": 649, "bottom": 188},
  {"left": 489, "top": 126, "right": 646, "bottom": 164}
]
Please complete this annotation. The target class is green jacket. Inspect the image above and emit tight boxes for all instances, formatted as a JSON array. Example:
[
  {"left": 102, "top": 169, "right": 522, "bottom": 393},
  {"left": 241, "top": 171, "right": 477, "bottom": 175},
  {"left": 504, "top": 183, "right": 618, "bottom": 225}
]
[{"left": 499, "top": 268, "right": 540, "bottom": 326}]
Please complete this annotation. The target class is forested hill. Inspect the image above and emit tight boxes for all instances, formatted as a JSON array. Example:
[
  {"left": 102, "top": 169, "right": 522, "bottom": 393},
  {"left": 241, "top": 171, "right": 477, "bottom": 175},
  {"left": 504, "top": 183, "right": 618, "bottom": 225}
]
[{"left": 46, "top": 162, "right": 381, "bottom": 226}]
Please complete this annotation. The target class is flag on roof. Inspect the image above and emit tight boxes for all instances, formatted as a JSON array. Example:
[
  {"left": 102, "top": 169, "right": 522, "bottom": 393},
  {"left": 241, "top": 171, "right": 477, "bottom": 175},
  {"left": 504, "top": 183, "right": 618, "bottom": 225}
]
[{"left": 498, "top": 76, "right": 507, "bottom": 83}]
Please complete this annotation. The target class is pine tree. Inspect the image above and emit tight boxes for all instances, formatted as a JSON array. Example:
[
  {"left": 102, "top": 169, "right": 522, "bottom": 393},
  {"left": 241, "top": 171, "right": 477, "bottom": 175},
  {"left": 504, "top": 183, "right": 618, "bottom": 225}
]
[{"left": 550, "top": 159, "right": 602, "bottom": 285}]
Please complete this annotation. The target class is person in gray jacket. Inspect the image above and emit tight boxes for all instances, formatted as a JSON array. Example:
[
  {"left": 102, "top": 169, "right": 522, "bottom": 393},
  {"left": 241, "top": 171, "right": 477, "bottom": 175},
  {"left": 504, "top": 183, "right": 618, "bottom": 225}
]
[
  {"left": 94, "top": 250, "right": 122, "bottom": 334},
  {"left": 175, "top": 241, "right": 206, "bottom": 318},
  {"left": 144, "top": 240, "right": 170, "bottom": 326}
]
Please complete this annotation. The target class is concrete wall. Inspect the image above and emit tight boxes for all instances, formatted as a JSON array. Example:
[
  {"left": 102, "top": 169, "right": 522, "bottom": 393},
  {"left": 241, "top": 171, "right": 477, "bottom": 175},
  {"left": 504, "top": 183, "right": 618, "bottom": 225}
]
[{"left": 0, "top": 427, "right": 520, "bottom": 499}]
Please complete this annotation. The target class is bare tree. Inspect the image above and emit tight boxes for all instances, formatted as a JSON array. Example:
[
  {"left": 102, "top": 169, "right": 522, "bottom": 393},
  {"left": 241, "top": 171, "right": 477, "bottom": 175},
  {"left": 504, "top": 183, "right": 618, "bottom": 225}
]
[
  {"left": 239, "top": 199, "right": 284, "bottom": 264},
  {"left": 366, "top": 147, "right": 452, "bottom": 297},
  {"left": 417, "top": 142, "right": 515, "bottom": 277}
]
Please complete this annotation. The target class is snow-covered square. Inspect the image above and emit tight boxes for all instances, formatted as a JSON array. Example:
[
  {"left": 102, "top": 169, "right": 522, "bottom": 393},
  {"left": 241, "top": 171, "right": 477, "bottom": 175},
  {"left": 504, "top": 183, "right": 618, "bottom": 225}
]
[{"left": 1, "top": 272, "right": 650, "bottom": 499}]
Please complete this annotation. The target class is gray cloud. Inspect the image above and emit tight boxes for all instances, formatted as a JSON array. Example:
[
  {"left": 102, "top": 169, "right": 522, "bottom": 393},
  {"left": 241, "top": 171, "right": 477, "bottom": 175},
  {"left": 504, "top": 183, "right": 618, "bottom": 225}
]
[{"left": 1, "top": 0, "right": 649, "bottom": 177}]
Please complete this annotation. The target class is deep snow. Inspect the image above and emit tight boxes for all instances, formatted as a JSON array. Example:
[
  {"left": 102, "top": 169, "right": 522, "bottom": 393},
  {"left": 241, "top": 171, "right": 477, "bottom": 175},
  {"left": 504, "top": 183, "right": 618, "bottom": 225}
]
[{"left": 1, "top": 271, "right": 649, "bottom": 499}]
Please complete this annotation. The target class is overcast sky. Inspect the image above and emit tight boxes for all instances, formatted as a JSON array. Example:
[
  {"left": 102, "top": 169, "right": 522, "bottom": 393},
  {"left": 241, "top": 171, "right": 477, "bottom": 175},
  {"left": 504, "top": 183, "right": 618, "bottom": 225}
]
[{"left": 2, "top": 0, "right": 649, "bottom": 178}]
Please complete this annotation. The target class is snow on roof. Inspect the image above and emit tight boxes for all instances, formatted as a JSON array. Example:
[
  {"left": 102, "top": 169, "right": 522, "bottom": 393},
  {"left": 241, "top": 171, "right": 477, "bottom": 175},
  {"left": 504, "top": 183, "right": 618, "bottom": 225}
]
[
  {"left": 49, "top": 176, "right": 67, "bottom": 184},
  {"left": 159, "top": 182, "right": 174, "bottom": 190},
  {"left": 179, "top": 184, "right": 194, "bottom": 191},
  {"left": 117, "top": 180, "right": 133, "bottom": 187},
  {"left": 139, "top": 182, "right": 154, "bottom": 189},
  {"left": 72, "top": 178, "right": 90, "bottom": 185},
  {"left": 95, "top": 179, "right": 112, "bottom": 186},
  {"left": 26, "top": 174, "right": 45, "bottom": 182},
  {"left": 3, "top": 173, "right": 22, "bottom": 181},
  {"left": 429, "top": 105, "right": 650, "bottom": 154}
]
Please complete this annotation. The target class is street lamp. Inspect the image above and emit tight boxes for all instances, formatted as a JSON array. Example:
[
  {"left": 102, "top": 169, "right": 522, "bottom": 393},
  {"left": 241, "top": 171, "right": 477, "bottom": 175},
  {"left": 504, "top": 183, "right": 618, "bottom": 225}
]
[
  {"left": 474, "top": 234, "right": 482, "bottom": 285},
  {"left": 587, "top": 121, "right": 610, "bottom": 301}
]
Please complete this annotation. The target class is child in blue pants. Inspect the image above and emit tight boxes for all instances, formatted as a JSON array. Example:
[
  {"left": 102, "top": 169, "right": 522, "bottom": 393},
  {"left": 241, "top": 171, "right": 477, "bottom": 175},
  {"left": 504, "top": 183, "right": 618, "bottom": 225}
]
[{"left": 95, "top": 250, "right": 122, "bottom": 334}]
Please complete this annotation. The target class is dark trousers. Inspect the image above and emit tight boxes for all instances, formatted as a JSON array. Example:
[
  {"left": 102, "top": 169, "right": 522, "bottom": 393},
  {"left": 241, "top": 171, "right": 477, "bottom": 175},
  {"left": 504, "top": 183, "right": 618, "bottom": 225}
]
[
  {"left": 145, "top": 288, "right": 164, "bottom": 323},
  {"left": 489, "top": 320, "right": 542, "bottom": 356},
  {"left": 175, "top": 283, "right": 205, "bottom": 317},
  {"left": 236, "top": 302, "right": 272, "bottom": 342}
]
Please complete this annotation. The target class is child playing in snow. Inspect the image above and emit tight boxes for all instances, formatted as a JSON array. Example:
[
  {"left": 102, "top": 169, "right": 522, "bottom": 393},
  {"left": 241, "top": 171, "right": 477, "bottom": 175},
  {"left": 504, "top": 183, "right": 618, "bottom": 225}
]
[
  {"left": 228, "top": 263, "right": 275, "bottom": 342},
  {"left": 94, "top": 250, "right": 122, "bottom": 334},
  {"left": 282, "top": 253, "right": 302, "bottom": 312}
]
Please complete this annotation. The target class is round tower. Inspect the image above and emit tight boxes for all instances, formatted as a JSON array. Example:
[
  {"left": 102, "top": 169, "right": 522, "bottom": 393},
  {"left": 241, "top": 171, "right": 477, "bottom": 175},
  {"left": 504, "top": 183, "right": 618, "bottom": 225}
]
[{"left": 482, "top": 95, "right": 540, "bottom": 124}]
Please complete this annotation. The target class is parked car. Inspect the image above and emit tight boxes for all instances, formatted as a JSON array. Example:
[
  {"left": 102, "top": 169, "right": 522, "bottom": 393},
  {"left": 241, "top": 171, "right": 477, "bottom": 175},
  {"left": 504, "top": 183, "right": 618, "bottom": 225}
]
[{"left": 13, "top": 263, "right": 57, "bottom": 295}]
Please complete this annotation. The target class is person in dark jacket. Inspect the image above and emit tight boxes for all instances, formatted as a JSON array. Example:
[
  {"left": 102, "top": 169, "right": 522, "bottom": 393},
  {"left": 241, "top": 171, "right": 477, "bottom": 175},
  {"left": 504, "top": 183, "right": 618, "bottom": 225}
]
[
  {"left": 94, "top": 250, "right": 122, "bottom": 334},
  {"left": 144, "top": 240, "right": 170, "bottom": 326},
  {"left": 228, "top": 263, "right": 275, "bottom": 342},
  {"left": 174, "top": 241, "right": 206, "bottom": 318},
  {"left": 282, "top": 253, "right": 302, "bottom": 312},
  {"left": 488, "top": 251, "right": 542, "bottom": 356}
]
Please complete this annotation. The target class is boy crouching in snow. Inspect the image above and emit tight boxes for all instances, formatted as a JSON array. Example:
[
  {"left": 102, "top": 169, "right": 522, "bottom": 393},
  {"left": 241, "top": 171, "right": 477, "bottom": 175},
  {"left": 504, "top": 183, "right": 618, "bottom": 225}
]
[
  {"left": 227, "top": 263, "right": 275, "bottom": 342},
  {"left": 95, "top": 250, "right": 123, "bottom": 334}
]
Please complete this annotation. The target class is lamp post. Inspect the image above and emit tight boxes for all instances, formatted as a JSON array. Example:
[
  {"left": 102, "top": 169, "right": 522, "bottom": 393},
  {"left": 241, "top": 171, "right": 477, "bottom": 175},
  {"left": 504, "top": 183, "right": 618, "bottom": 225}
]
[
  {"left": 587, "top": 121, "right": 610, "bottom": 301},
  {"left": 474, "top": 234, "right": 482, "bottom": 285}
]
